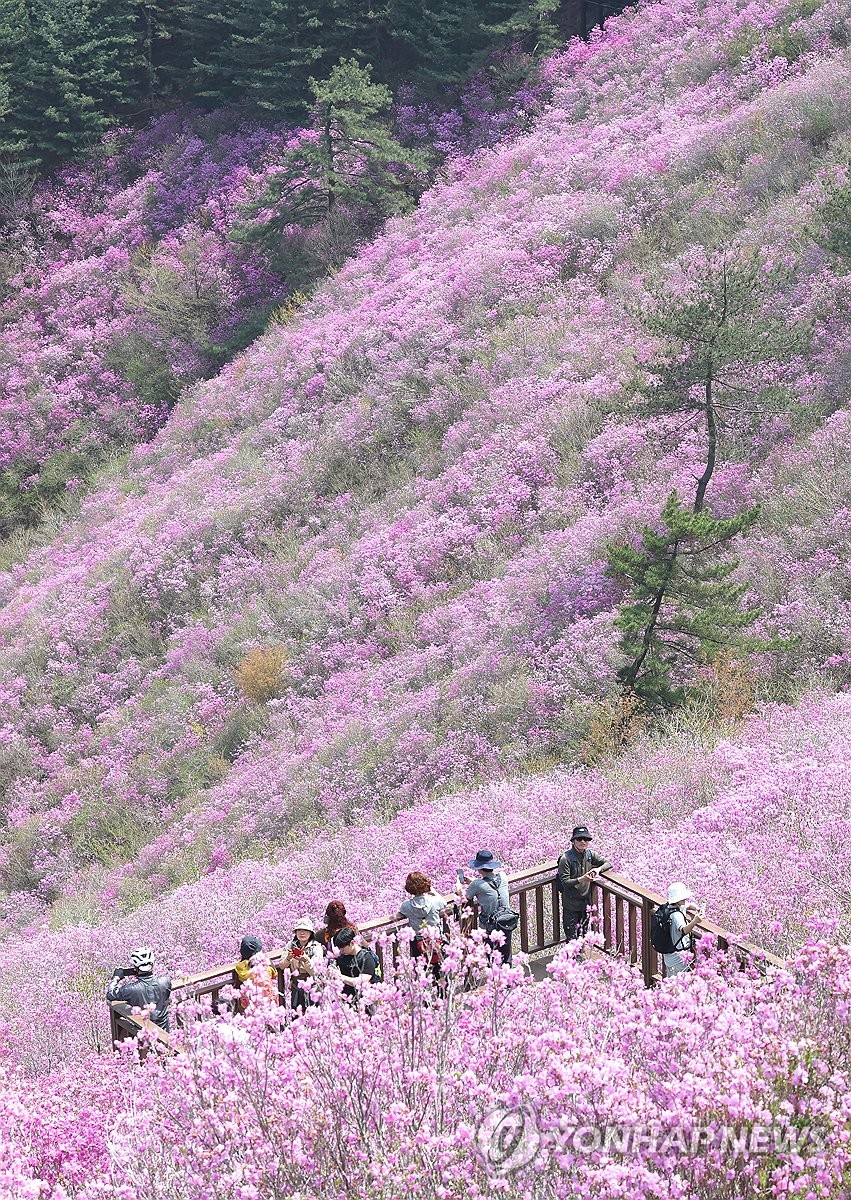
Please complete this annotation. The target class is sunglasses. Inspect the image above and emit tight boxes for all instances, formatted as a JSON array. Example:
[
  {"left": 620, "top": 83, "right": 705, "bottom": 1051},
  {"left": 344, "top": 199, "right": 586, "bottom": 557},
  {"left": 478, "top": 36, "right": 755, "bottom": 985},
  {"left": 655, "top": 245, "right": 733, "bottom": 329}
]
[{"left": 574, "top": 838, "right": 591, "bottom": 844}]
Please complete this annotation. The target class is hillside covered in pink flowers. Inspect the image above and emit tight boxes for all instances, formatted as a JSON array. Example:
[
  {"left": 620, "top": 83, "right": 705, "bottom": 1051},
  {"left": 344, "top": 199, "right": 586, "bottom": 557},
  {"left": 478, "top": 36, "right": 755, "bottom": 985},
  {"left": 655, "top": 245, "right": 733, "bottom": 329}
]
[{"left": 1, "top": 0, "right": 851, "bottom": 1195}]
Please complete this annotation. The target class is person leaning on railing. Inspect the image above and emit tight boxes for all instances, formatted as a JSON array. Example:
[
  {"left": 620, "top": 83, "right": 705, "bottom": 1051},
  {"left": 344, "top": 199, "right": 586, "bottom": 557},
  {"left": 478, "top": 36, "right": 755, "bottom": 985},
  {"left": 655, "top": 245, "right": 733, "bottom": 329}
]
[
  {"left": 462, "top": 849, "right": 516, "bottom": 965},
  {"left": 106, "top": 946, "right": 171, "bottom": 1032},
  {"left": 556, "top": 826, "right": 613, "bottom": 942},
  {"left": 397, "top": 871, "right": 448, "bottom": 979}
]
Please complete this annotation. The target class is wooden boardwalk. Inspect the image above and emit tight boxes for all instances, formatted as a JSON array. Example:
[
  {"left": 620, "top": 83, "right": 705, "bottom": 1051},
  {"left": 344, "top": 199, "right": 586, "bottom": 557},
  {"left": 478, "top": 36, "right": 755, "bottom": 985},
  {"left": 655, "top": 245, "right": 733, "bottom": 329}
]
[{"left": 110, "top": 862, "right": 784, "bottom": 1049}]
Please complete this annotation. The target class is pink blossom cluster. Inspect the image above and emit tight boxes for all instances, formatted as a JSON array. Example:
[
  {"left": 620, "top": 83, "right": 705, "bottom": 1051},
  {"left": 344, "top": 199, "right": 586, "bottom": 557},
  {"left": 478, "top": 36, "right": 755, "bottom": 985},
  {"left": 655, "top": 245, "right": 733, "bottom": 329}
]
[
  {"left": 0, "top": 112, "right": 291, "bottom": 479},
  {"left": 3, "top": 933, "right": 851, "bottom": 1198}
]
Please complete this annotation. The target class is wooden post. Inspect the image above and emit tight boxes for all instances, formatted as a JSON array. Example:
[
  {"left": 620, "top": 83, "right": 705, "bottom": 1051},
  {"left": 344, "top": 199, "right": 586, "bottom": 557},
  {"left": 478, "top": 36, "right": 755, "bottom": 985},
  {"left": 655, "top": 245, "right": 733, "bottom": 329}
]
[
  {"left": 641, "top": 896, "right": 655, "bottom": 986},
  {"left": 551, "top": 878, "right": 561, "bottom": 945},
  {"left": 519, "top": 889, "right": 530, "bottom": 954},
  {"left": 615, "top": 896, "right": 625, "bottom": 956},
  {"left": 109, "top": 1004, "right": 123, "bottom": 1050},
  {"left": 535, "top": 884, "right": 545, "bottom": 952}
]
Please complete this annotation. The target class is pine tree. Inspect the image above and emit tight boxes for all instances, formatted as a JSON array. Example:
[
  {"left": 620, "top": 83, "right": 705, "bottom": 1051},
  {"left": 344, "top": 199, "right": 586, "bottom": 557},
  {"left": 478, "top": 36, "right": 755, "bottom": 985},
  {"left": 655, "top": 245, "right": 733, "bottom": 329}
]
[
  {"left": 242, "top": 58, "right": 429, "bottom": 276},
  {"left": 482, "top": 0, "right": 562, "bottom": 59},
  {"left": 635, "top": 249, "right": 809, "bottom": 513},
  {"left": 74, "top": 0, "right": 140, "bottom": 116},
  {"left": 181, "top": 1, "right": 242, "bottom": 107},
  {"left": 0, "top": 0, "right": 27, "bottom": 133},
  {"left": 135, "top": 0, "right": 194, "bottom": 107},
  {"left": 309, "top": 58, "right": 428, "bottom": 217},
  {"left": 181, "top": 0, "right": 382, "bottom": 117},
  {"left": 606, "top": 493, "right": 760, "bottom": 711},
  {"left": 0, "top": 1, "right": 98, "bottom": 164},
  {"left": 604, "top": 248, "right": 806, "bottom": 712},
  {"left": 0, "top": 0, "right": 141, "bottom": 164},
  {"left": 226, "top": 0, "right": 328, "bottom": 117},
  {"left": 384, "top": 0, "right": 516, "bottom": 84}
]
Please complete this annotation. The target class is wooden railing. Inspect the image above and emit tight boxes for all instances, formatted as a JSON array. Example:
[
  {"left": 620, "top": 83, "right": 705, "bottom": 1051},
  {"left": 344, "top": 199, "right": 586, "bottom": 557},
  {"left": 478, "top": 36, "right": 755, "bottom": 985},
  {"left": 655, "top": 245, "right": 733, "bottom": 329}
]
[{"left": 109, "top": 862, "right": 784, "bottom": 1050}]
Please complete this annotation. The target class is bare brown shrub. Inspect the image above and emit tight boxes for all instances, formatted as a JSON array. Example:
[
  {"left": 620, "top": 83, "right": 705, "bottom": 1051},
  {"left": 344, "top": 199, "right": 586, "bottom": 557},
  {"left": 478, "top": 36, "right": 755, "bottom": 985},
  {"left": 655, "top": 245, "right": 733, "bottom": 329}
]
[
  {"left": 234, "top": 645, "right": 289, "bottom": 703},
  {"left": 577, "top": 693, "right": 649, "bottom": 766}
]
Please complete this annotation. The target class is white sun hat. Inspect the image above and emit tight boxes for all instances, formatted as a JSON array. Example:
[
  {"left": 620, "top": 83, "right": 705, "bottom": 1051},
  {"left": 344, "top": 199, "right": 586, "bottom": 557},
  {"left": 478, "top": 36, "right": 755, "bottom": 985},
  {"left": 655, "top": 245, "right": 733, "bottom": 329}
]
[{"left": 667, "top": 882, "right": 693, "bottom": 906}]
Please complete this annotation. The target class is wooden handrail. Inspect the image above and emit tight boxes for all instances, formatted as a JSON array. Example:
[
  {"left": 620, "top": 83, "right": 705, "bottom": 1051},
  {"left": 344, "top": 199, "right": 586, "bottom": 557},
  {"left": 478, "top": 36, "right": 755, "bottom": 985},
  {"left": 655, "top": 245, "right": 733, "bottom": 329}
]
[
  {"left": 109, "top": 1001, "right": 172, "bottom": 1054},
  {"left": 165, "top": 861, "right": 783, "bottom": 1002}
]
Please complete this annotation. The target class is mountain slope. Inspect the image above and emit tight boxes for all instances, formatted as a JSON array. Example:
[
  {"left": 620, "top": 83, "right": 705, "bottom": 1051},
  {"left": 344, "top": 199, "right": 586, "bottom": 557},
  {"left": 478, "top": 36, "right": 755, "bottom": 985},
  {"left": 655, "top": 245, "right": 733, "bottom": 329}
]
[{"left": 0, "top": 0, "right": 848, "bottom": 929}]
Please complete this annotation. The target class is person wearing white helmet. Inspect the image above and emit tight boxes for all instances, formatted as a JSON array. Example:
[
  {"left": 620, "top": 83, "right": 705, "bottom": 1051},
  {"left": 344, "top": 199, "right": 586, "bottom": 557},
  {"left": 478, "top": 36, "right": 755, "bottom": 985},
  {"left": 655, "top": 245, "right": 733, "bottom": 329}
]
[
  {"left": 281, "top": 917, "right": 324, "bottom": 1011},
  {"left": 106, "top": 945, "right": 172, "bottom": 1031},
  {"left": 659, "top": 883, "right": 705, "bottom": 978}
]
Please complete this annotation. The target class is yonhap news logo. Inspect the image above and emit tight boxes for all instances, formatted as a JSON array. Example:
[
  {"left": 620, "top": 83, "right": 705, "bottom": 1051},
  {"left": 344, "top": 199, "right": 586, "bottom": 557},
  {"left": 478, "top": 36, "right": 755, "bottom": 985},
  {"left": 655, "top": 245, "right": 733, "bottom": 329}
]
[
  {"left": 476, "top": 1106, "right": 827, "bottom": 1175},
  {"left": 476, "top": 1105, "right": 541, "bottom": 1174}
]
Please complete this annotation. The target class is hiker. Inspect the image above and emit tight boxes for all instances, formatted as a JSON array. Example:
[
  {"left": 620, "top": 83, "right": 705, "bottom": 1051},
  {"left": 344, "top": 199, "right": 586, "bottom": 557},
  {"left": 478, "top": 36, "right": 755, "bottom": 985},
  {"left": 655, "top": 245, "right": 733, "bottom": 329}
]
[
  {"left": 231, "top": 935, "right": 279, "bottom": 1010},
  {"left": 463, "top": 849, "right": 517, "bottom": 965},
  {"left": 106, "top": 946, "right": 172, "bottom": 1032},
  {"left": 316, "top": 900, "right": 356, "bottom": 949},
  {"left": 557, "top": 826, "right": 612, "bottom": 942},
  {"left": 398, "top": 871, "right": 447, "bottom": 976},
  {"left": 330, "top": 927, "right": 380, "bottom": 1008},
  {"left": 280, "top": 917, "right": 324, "bottom": 1011},
  {"left": 656, "top": 883, "right": 705, "bottom": 978}
]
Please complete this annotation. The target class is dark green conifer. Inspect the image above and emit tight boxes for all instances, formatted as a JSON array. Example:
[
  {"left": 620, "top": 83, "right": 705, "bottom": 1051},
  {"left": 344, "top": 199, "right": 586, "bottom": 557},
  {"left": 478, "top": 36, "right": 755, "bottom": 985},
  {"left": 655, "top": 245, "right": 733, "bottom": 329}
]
[
  {"left": 606, "top": 493, "right": 760, "bottom": 710},
  {"left": 242, "top": 58, "right": 428, "bottom": 277},
  {"left": 605, "top": 249, "right": 807, "bottom": 711}
]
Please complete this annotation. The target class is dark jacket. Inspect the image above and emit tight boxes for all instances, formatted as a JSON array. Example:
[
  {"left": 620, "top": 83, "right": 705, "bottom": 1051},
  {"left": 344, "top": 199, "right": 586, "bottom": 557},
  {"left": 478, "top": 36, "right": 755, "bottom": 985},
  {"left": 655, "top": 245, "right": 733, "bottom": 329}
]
[
  {"left": 106, "top": 969, "right": 172, "bottom": 1032},
  {"left": 557, "top": 846, "right": 612, "bottom": 910}
]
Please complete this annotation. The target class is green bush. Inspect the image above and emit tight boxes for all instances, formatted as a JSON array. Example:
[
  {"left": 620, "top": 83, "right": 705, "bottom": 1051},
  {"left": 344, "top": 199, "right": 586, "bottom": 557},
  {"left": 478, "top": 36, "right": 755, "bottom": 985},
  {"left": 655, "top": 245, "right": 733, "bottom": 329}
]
[
  {"left": 68, "top": 801, "right": 155, "bottom": 868},
  {"left": 0, "top": 448, "right": 94, "bottom": 537}
]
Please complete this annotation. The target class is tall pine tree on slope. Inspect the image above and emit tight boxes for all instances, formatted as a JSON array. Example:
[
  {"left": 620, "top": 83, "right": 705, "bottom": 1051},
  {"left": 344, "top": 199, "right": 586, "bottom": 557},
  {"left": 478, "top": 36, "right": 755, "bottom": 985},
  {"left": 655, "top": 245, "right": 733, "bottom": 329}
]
[
  {"left": 240, "top": 58, "right": 429, "bottom": 280},
  {"left": 605, "top": 248, "right": 810, "bottom": 711}
]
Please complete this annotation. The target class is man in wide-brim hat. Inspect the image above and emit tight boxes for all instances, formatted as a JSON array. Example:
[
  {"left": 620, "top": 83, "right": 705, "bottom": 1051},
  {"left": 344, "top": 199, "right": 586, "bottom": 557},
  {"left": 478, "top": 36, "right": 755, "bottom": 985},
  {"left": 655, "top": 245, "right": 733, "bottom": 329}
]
[{"left": 556, "top": 826, "right": 612, "bottom": 943}]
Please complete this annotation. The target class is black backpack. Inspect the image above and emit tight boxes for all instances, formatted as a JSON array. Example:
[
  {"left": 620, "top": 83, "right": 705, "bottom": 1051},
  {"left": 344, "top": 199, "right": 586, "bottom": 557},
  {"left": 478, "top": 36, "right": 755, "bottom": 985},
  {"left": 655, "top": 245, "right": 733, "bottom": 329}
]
[
  {"left": 650, "top": 903, "right": 677, "bottom": 955},
  {"left": 481, "top": 879, "right": 520, "bottom": 934},
  {"left": 356, "top": 946, "right": 382, "bottom": 983}
]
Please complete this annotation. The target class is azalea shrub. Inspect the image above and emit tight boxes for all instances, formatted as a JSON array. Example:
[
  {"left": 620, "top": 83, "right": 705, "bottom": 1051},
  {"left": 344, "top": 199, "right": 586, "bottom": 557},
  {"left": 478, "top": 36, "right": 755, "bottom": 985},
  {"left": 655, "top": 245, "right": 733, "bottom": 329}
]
[{"left": 7, "top": 932, "right": 851, "bottom": 1199}]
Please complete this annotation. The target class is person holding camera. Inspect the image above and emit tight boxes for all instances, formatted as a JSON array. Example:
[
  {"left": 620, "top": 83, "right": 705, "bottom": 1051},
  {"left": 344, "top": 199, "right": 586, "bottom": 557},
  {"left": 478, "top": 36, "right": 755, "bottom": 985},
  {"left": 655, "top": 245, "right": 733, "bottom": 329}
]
[
  {"left": 398, "top": 871, "right": 448, "bottom": 980},
  {"left": 106, "top": 946, "right": 171, "bottom": 1032},
  {"left": 280, "top": 917, "right": 324, "bottom": 1011}
]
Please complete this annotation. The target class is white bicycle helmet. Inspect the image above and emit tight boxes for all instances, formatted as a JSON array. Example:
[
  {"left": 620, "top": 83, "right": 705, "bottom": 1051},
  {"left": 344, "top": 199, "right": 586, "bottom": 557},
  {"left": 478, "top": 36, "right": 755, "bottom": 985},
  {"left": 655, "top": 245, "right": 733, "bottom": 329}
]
[{"left": 130, "top": 945, "right": 155, "bottom": 973}]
